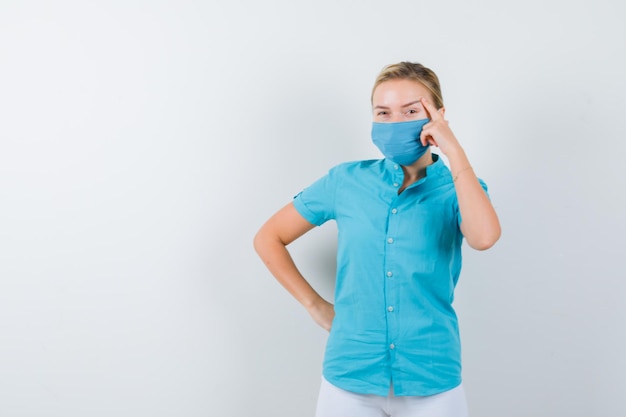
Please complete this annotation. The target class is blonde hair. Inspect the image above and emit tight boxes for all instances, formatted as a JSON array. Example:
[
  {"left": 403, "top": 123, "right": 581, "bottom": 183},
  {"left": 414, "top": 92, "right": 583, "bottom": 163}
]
[{"left": 371, "top": 62, "right": 444, "bottom": 109}]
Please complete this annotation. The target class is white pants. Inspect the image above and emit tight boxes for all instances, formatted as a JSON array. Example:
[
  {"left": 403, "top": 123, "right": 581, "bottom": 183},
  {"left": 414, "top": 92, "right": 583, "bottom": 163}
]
[{"left": 315, "top": 377, "right": 468, "bottom": 417}]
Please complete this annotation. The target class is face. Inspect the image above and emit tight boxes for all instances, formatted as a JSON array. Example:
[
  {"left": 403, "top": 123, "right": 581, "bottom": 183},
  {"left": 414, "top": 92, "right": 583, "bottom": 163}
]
[{"left": 372, "top": 79, "right": 435, "bottom": 123}]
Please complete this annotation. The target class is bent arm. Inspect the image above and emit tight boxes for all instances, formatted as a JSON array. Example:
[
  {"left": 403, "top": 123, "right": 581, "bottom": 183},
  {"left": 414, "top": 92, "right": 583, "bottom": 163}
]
[
  {"left": 448, "top": 148, "right": 501, "bottom": 251},
  {"left": 418, "top": 97, "right": 501, "bottom": 250},
  {"left": 253, "top": 202, "right": 335, "bottom": 330}
]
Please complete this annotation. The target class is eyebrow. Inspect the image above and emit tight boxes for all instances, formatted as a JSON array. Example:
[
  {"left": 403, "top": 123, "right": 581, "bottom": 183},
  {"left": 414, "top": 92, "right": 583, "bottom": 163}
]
[{"left": 373, "top": 100, "right": 423, "bottom": 110}]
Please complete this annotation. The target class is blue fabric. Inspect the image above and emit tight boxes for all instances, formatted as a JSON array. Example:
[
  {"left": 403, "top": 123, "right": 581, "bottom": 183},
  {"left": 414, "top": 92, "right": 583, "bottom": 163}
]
[
  {"left": 371, "top": 118, "right": 430, "bottom": 166},
  {"left": 292, "top": 154, "right": 488, "bottom": 397}
]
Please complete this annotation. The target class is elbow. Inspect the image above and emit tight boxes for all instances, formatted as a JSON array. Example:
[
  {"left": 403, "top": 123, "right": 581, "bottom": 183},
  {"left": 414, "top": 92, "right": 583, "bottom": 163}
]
[
  {"left": 253, "top": 226, "right": 282, "bottom": 257},
  {"left": 468, "top": 239, "right": 497, "bottom": 251},
  {"left": 252, "top": 229, "right": 266, "bottom": 255},
  {"left": 467, "top": 227, "right": 501, "bottom": 251}
]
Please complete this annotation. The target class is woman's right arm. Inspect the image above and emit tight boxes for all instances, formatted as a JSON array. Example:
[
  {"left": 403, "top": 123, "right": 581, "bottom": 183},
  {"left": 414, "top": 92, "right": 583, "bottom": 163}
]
[{"left": 253, "top": 202, "right": 335, "bottom": 331}]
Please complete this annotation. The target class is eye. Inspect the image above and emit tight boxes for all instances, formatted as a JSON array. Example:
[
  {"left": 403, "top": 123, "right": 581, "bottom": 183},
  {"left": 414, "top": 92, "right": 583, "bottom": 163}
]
[{"left": 377, "top": 111, "right": 388, "bottom": 116}]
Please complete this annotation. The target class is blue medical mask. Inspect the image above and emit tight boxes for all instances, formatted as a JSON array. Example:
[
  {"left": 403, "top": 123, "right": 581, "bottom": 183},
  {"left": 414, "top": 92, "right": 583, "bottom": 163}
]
[{"left": 371, "top": 118, "right": 430, "bottom": 166}]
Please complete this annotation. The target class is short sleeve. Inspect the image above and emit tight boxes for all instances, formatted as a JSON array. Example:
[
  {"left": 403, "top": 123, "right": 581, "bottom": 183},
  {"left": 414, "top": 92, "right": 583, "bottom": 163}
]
[{"left": 292, "top": 166, "right": 341, "bottom": 226}]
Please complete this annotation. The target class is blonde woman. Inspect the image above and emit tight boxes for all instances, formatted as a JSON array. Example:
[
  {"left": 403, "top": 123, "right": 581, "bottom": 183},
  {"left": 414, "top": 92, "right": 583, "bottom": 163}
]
[{"left": 254, "top": 62, "right": 501, "bottom": 417}]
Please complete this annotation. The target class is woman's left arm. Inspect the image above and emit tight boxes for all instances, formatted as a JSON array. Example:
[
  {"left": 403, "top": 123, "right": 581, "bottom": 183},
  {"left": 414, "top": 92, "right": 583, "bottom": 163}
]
[{"left": 420, "top": 97, "right": 501, "bottom": 250}]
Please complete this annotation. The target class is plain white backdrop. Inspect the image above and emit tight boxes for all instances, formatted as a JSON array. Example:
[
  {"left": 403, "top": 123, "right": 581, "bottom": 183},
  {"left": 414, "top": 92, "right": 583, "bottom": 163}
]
[{"left": 1, "top": 1, "right": 625, "bottom": 416}]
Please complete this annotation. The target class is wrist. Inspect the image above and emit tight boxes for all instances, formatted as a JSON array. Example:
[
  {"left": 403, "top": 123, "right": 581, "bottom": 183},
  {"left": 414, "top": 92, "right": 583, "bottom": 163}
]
[
  {"left": 444, "top": 145, "right": 467, "bottom": 164},
  {"left": 452, "top": 165, "right": 473, "bottom": 182},
  {"left": 301, "top": 293, "right": 325, "bottom": 310}
]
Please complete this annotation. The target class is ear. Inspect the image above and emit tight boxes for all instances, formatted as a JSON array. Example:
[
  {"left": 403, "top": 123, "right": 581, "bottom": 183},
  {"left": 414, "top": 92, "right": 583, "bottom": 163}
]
[{"left": 439, "top": 106, "right": 446, "bottom": 118}]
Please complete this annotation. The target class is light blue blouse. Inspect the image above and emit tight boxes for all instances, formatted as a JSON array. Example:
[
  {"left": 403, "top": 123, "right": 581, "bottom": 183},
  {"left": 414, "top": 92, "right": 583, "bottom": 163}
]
[{"left": 293, "top": 154, "right": 488, "bottom": 397}]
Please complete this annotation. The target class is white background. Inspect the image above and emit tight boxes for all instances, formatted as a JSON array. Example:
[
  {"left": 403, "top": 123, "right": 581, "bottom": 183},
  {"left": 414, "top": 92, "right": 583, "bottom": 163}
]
[{"left": 1, "top": 1, "right": 625, "bottom": 416}]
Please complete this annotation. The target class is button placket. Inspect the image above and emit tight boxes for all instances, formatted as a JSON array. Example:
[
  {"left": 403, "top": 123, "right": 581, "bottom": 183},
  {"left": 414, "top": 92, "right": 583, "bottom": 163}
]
[{"left": 384, "top": 190, "right": 402, "bottom": 360}]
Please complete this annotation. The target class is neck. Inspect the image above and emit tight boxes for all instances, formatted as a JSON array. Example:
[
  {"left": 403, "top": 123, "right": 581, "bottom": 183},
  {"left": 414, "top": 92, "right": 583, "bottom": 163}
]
[
  {"left": 398, "top": 150, "right": 433, "bottom": 193},
  {"left": 404, "top": 150, "right": 433, "bottom": 179}
]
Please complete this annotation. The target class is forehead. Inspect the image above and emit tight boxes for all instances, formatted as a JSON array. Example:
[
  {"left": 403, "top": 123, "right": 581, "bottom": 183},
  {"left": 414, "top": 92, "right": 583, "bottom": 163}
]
[{"left": 372, "top": 79, "right": 431, "bottom": 106}]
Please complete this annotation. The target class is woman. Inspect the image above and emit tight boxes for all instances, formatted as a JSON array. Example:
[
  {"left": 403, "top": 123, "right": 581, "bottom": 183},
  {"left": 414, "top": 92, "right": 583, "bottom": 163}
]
[{"left": 253, "top": 62, "right": 501, "bottom": 417}]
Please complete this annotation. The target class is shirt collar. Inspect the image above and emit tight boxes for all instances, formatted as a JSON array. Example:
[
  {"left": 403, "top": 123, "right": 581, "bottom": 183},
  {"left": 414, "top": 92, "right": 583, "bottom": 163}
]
[
  {"left": 383, "top": 153, "right": 448, "bottom": 175},
  {"left": 382, "top": 153, "right": 452, "bottom": 190}
]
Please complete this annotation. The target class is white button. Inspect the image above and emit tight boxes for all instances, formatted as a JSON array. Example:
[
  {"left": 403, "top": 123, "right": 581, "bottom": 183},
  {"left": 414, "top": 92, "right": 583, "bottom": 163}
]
[
  {"left": 387, "top": 238, "right": 394, "bottom": 244},
  {"left": 394, "top": 164, "right": 399, "bottom": 170},
  {"left": 386, "top": 271, "right": 393, "bottom": 277},
  {"left": 393, "top": 182, "right": 399, "bottom": 187},
  {"left": 387, "top": 306, "right": 394, "bottom": 312},
  {"left": 391, "top": 208, "right": 397, "bottom": 214},
  {"left": 390, "top": 343, "right": 395, "bottom": 350}
]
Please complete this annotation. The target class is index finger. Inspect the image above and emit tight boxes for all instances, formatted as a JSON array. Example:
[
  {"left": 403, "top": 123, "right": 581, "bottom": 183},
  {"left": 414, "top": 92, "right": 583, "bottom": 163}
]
[{"left": 420, "top": 97, "right": 443, "bottom": 121}]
